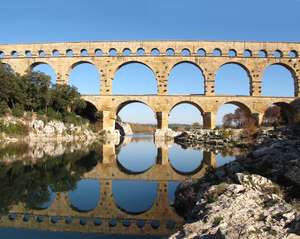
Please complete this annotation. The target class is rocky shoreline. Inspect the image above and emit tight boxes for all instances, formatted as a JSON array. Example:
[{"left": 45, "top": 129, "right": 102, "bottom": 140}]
[
  {"left": 174, "top": 128, "right": 251, "bottom": 150},
  {"left": 0, "top": 116, "right": 104, "bottom": 145},
  {"left": 170, "top": 126, "right": 300, "bottom": 239}
]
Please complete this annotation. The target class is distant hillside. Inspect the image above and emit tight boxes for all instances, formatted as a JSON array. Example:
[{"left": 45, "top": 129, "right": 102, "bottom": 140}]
[{"left": 127, "top": 122, "right": 203, "bottom": 133}]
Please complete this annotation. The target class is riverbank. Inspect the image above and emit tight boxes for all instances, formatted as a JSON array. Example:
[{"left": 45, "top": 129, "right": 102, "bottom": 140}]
[
  {"left": 0, "top": 115, "right": 103, "bottom": 145},
  {"left": 174, "top": 128, "right": 254, "bottom": 150},
  {"left": 170, "top": 126, "right": 300, "bottom": 239}
]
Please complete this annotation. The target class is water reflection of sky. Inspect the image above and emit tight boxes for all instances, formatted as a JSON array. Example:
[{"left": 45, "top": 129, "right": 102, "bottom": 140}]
[
  {"left": 0, "top": 136, "right": 240, "bottom": 238},
  {"left": 117, "top": 140, "right": 157, "bottom": 173},
  {"left": 112, "top": 180, "right": 157, "bottom": 214},
  {"left": 216, "top": 154, "right": 236, "bottom": 167},
  {"left": 168, "top": 181, "right": 180, "bottom": 204},
  {"left": 169, "top": 144, "right": 203, "bottom": 173},
  {"left": 69, "top": 179, "right": 100, "bottom": 212}
]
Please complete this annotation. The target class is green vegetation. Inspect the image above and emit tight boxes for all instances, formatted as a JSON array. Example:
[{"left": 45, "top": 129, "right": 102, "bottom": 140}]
[
  {"left": 0, "top": 120, "right": 29, "bottom": 136},
  {"left": 212, "top": 216, "right": 223, "bottom": 227},
  {"left": 0, "top": 63, "right": 87, "bottom": 124}
]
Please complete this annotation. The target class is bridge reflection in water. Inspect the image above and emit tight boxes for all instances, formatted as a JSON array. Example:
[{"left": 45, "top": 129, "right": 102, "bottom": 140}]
[{"left": 0, "top": 136, "right": 222, "bottom": 237}]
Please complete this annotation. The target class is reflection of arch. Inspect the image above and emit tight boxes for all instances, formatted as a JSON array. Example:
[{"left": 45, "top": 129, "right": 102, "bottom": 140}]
[
  {"left": 116, "top": 159, "right": 154, "bottom": 175},
  {"left": 68, "top": 179, "right": 100, "bottom": 212},
  {"left": 169, "top": 156, "right": 204, "bottom": 176},
  {"left": 262, "top": 63, "right": 296, "bottom": 97},
  {"left": 112, "top": 180, "right": 158, "bottom": 215}
]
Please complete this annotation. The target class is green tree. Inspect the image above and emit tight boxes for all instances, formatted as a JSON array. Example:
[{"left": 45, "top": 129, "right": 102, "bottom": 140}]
[
  {"left": 49, "top": 84, "right": 86, "bottom": 114},
  {"left": 21, "top": 70, "right": 51, "bottom": 112}
]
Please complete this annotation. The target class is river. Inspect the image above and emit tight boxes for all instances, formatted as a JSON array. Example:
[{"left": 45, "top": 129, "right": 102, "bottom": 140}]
[{"left": 0, "top": 135, "right": 244, "bottom": 238}]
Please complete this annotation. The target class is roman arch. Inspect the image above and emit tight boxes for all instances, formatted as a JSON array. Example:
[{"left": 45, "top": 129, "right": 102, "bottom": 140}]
[{"left": 1, "top": 40, "right": 299, "bottom": 129}]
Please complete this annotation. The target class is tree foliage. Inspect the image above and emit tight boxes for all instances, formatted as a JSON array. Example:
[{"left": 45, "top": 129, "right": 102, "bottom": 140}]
[{"left": 0, "top": 63, "right": 87, "bottom": 123}]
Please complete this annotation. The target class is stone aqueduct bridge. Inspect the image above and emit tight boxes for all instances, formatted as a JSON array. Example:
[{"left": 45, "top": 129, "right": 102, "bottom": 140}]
[{"left": 1, "top": 40, "right": 300, "bottom": 129}]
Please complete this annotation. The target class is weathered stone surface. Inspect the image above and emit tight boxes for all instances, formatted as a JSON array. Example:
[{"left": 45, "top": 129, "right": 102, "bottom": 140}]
[
  {"left": 1, "top": 40, "right": 299, "bottom": 132},
  {"left": 171, "top": 126, "right": 300, "bottom": 239}
]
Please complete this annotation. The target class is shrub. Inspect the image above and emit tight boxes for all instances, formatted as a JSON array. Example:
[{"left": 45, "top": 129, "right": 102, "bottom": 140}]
[
  {"left": 0, "top": 121, "right": 29, "bottom": 136},
  {"left": 212, "top": 216, "right": 223, "bottom": 227},
  {"left": 11, "top": 105, "right": 24, "bottom": 118},
  {"left": 0, "top": 102, "right": 9, "bottom": 116}
]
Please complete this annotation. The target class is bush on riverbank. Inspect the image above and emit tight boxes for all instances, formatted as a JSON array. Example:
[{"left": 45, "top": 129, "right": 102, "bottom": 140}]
[{"left": 0, "top": 120, "right": 29, "bottom": 136}]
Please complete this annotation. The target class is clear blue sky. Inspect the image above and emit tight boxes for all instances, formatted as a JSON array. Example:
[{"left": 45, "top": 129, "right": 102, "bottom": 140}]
[{"left": 1, "top": 0, "right": 299, "bottom": 125}]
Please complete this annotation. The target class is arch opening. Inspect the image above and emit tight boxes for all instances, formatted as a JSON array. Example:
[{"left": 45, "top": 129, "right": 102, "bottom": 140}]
[
  {"left": 31, "top": 63, "right": 57, "bottom": 85},
  {"left": 151, "top": 48, "right": 160, "bottom": 56},
  {"left": 181, "top": 48, "right": 191, "bottom": 56},
  {"left": 262, "top": 64, "right": 295, "bottom": 97},
  {"left": 109, "top": 48, "right": 117, "bottom": 56},
  {"left": 228, "top": 49, "right": 237, "bottom": 57},
  {"left": 273, "top": 50, "right": 283, "bottom": 58},
  {"left": 113, "top": 62, "right": 156, "bottom": 95},
  {"left": 25, "top": 50, "right": 32, "bottom": 57},
  {"left": 136, "top": 48, "right": 145, "bottom": 56},
  {"left": 52, "top": 50, "right": 60, "bottom": 57},
  {"left": 95, "top": 49, "right": 103, "bottom": 56},
  {"left": 216, "top": 102, "right": 253, "bottom": 128},
  {"left": 66, "top": 49, "right": 74, "bottom": 57},
  {"left": 166, "top": 48, "right": 175, "bottom": 56},
  {"left": 168, "top": 62, "right": 205, "bottom": 95},
  {"left": 262, "top": 103, "right": 294, "bottom": 126},
  {"left": 80, "top": 49, "right": 88, "bottom": 56},
  {"left": 69, "top": 62, "right": 100, "bottom": 95},
  {"left": 259, "top": 50, "right": 267, "bottom": 58},
  {"left": 215, "top": 63, "right": 251, "bottom": 96},
  {"left": 289, "top": 50, "right": 298, "bottom": 58},
  {"left": 75, "top": 101, "right": 99, "bottom": 123},
  {"left": 197, "top": 48, "right": 206, "bottom": 56},
  {"left": 117, "top": 101, "right": 157, "bottom": 135},
  {"left": 213, "top": 48, "right": 222, "bottom": 56},
  {"left": 38, "top": 50, "right": 46, "bottom": 57},
  {"left": 244, "top": 49, "right": 252, "bottom": 57},
  {"left": 11, "top": 51, "right": 18, "bottom": 57},
  {"left": 122, "top": 48, "right": 131, "bottom": 56},
  {"left": 169, "top": 102, "right": 204, "bottom": 131}
]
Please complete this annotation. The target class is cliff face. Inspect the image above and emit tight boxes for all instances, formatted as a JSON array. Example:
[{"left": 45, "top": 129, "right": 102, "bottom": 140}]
[{"left": 171, "top": 126, "right": 300, "bottom": 239}]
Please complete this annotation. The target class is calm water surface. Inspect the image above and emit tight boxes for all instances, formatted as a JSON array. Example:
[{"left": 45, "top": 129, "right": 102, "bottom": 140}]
[{"left": 0, "top": 135, "right": 241, "bottom": 238}]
